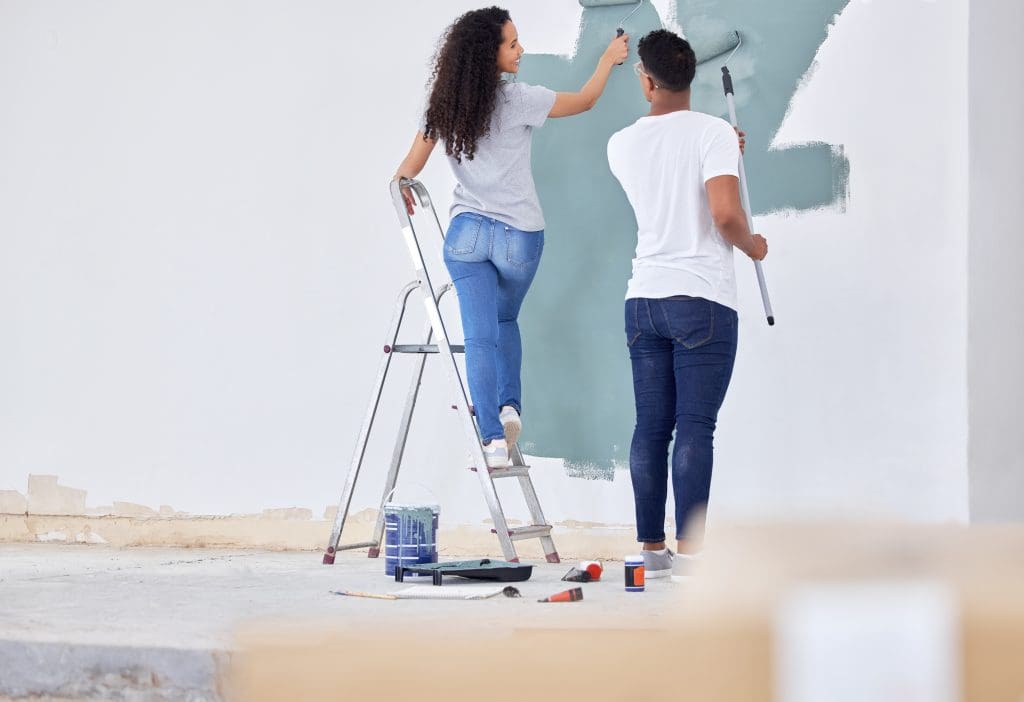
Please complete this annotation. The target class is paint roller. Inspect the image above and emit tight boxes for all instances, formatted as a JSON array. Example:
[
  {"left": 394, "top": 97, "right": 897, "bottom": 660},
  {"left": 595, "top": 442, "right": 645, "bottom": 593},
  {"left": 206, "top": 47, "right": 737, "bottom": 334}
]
[
  {"left": 578, "top": 0, "right": 643, "bottom": 64},
  {"left": 718, "top": 33, "right": 776, "bottom": 325},
  {"left": 692, "top": 29, "right": 741, "bottom": 66},
  {"left": 579, "top": 1, "right": 742, "bottom": 66}
]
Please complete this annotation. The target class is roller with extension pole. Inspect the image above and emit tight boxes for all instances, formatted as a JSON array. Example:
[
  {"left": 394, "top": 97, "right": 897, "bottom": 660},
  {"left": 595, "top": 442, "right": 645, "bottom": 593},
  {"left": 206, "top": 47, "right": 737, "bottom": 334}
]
[{"left": 719, "top": 33, "right": 775, "bottom": 325}]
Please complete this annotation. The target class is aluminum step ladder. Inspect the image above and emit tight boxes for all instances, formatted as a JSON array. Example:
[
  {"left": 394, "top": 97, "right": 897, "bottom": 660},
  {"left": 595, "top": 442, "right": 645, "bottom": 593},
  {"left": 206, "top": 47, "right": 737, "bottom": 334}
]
[{"left": 323, "top": 178, "right": 560, "bottom": 565}]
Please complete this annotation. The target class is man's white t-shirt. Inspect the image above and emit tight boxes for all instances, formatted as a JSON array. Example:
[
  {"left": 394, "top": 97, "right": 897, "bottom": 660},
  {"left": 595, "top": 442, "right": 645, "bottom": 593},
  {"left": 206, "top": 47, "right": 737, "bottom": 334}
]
[{"left": 607, "top": 110, "right": 741, "bottom": 310}]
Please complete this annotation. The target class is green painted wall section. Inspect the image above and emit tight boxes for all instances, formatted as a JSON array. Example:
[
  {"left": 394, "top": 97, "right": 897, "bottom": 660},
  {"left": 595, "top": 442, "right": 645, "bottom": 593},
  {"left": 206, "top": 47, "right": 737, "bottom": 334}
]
[{"left": 517, "top": 0, "right": 850, "bottom": 475}]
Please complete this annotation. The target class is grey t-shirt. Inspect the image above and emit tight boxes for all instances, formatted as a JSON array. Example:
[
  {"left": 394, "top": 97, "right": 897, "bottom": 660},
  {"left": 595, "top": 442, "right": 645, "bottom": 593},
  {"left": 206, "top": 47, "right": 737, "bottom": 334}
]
[{"left": 421, "top": 81, "right": 556, "bottom": 232}]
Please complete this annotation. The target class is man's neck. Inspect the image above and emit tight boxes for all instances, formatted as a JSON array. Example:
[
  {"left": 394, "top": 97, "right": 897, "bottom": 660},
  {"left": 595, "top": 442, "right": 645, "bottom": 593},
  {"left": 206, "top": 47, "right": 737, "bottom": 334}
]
[{"left": 648, "top": 89, "right": 691, "bottom": 117}]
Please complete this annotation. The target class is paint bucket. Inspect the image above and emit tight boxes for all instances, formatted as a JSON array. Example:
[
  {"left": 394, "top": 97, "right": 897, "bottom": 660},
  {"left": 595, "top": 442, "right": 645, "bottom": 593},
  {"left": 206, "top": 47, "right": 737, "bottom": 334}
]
[{"left": 383, "top": 503, "right": 440, "bottom": 577}]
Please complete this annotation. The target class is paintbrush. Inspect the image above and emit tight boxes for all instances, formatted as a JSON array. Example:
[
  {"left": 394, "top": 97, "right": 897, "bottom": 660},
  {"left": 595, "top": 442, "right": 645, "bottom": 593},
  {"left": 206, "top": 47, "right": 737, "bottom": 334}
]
[{"left": 331, "top": 590, "right": 398, "bottom": 601}]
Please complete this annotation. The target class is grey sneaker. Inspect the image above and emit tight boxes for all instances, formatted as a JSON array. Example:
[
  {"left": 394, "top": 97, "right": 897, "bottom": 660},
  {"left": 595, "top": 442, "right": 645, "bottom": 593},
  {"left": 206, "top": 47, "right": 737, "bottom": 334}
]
[
  {"left": 642, "top": 548, "right": 674, "bottom": 579},
  {"left": 671, "top": 552, "right": 700, "bottom": 583},
  {"left": 482, "top": 439, "right": 512, "bottom": 469},
  {"left": 499, "top": 406, "right": 521, "bottom": 446}
]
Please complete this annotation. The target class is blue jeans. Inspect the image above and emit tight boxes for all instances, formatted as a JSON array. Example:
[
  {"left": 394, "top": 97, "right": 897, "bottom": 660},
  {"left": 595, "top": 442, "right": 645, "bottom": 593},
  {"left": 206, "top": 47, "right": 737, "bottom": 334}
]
[
  {"left": 443, "top": 213, "right": 544, "bottom": 442},
  {"left": 625, "top": 296, "right": 738, "bottom": 543}
]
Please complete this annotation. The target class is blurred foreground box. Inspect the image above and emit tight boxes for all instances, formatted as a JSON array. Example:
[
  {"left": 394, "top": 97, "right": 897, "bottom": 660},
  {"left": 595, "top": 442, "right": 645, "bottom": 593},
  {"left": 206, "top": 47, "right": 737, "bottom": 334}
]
[{"left": 230, "top": 523, "right": 1024, "bottom": 701}]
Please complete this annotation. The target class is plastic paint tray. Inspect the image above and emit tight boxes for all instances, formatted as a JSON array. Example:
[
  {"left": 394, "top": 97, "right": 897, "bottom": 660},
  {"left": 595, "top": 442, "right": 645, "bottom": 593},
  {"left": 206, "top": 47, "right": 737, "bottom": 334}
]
[{"left": 394, "top": 559, "right": 533, "bottom": 586}]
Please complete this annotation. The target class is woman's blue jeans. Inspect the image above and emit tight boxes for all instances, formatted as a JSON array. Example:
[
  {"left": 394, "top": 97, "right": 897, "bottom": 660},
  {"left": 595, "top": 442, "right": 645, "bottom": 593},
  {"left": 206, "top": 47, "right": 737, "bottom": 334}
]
[
  {"left": 625, "top": 296, "right": 738, "bottom": 543},
  {"left": 443, "top": 213, "right": 544, "bottom": 442}
]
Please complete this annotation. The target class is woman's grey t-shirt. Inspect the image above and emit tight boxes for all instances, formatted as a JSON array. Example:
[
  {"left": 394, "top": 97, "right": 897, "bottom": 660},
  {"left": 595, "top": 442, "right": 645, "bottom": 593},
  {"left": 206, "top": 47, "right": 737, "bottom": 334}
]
[{"left": 421, "top": 81, "right": 556, "bottom": 232}]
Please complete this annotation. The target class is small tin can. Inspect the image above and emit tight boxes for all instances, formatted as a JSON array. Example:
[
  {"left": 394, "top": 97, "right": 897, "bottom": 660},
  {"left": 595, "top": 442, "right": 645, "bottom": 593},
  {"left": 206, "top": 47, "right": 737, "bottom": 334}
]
[{"left": 625, "top": 555, "right": 645, "bottom": 592}]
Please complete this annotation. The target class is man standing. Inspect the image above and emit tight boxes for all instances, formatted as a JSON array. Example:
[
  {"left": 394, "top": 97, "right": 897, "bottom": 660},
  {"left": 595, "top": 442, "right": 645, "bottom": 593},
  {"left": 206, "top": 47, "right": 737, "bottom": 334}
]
[{"left": 607, "top": 30, "right": 767, "bottom": 579}]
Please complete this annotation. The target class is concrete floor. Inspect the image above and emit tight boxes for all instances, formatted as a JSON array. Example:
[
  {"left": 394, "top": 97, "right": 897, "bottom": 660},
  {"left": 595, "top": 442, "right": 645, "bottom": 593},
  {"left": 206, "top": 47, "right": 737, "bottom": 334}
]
[{"left": 0, "top": 544, "right": 679, "bottom": 700}]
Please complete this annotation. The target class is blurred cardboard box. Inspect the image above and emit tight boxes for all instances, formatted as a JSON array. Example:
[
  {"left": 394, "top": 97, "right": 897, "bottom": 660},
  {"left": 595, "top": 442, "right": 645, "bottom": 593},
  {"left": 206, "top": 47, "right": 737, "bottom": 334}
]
[{"left": 229, "top": 522, "right": 1024, "bottom": 701}]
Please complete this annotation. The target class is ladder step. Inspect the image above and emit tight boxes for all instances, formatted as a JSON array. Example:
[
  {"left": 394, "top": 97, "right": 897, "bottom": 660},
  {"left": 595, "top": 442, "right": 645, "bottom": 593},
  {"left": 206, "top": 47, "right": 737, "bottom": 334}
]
[
  {"left": 334, "top": 541, "right": 378, "bottom": 552},
  {"left": 491, "top": 525, "right": 553, "bottom": 541},
  {"left": 470, "top": 465, "right": 530, "bottom": 478},
  {"left": 387, "top": 344, "right": 465, "bottom": 354}
]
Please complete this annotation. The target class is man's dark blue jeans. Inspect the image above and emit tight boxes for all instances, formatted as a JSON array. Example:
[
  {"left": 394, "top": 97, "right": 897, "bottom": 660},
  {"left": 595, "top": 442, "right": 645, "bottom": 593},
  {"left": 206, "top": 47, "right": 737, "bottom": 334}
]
[{"left": 625, "top": 296, "right": 738, "bottom": 543}]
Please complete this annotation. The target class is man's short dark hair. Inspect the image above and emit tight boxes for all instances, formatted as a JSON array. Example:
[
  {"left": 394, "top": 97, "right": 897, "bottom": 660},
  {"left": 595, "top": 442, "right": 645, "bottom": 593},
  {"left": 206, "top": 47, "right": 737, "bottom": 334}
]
[{"left": 637, "top": 30, "right": 696, "bottom": 92}]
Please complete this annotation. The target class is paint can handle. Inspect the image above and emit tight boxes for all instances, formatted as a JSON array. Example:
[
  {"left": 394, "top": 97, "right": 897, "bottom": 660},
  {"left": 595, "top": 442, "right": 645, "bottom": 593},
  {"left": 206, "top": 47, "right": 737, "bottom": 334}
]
[{"left": 381, "top": 483, "right": 440, "bottom": 509}]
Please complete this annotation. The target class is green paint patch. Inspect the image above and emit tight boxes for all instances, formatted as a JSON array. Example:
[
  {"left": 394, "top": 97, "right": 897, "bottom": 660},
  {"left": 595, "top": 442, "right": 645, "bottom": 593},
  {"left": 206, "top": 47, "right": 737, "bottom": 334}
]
[{"left": 517, "top": 0, "right": 851, "bottom": 468}]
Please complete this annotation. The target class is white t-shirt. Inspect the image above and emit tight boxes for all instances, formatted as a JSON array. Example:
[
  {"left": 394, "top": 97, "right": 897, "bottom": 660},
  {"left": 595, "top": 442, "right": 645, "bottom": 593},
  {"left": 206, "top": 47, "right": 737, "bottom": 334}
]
[{"left": 607, "top": 110, "right": 741, "bottom": 310}]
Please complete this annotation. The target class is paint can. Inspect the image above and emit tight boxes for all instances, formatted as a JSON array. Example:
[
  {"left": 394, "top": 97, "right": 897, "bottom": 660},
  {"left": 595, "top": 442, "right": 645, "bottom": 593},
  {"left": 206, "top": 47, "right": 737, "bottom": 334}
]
[
  {"left": 624, "top": 555, "right": 645, "bottom": 592},
  {"left": 383, "top": 503, "right": 440, "bottom": 577}
]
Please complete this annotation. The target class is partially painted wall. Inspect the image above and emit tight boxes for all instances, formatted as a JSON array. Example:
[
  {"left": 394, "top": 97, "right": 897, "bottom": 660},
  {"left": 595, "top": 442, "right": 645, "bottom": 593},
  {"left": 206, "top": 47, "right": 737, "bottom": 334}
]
[
  {"left": 0, "top": 0, "right": 973, "bottom": 550},
  {"left": 518, "top": 0, "right": 850, "bottom": 473}
]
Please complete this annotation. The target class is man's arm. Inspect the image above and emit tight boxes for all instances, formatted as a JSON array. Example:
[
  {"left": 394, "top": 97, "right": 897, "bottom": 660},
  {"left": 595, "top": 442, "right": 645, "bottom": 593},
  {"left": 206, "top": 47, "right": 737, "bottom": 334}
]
[{"left": 706, "top": 175, "right": 768, "bottom": 261}]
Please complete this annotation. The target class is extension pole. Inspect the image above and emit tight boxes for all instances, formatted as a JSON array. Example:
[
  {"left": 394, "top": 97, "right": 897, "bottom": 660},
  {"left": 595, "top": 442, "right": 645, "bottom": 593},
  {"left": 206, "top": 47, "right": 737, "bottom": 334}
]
[{"left": 722, "top": 66, "right": 775, "bottom": 326}]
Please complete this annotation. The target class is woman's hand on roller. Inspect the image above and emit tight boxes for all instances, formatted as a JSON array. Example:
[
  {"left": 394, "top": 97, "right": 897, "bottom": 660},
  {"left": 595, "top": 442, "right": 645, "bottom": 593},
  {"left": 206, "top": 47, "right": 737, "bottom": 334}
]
[{"left": 603, "top": 33, "right": 630, "bottom": 66}]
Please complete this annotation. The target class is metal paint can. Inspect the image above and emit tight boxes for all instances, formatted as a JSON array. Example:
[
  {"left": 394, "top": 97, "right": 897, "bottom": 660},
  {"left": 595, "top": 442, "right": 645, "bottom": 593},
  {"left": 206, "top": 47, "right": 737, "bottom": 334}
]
[
  {"left": 624, "top": 555, "right": 645, "bottom": 592},
  {"left": 383, "top": 503, "right": 439, "bottom": 577}
]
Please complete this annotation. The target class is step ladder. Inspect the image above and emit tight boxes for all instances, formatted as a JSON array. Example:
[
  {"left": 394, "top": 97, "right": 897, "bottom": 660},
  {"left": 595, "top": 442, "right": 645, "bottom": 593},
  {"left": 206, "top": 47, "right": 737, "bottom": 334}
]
[{"left": 323, "top": 178, "right": 560, "bottom": 565}]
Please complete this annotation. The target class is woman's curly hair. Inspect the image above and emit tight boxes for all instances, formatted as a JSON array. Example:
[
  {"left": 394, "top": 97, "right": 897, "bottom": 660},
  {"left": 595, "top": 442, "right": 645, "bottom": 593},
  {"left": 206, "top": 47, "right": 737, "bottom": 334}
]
[{"left": 424, "top": 7, "right": 511, "bottom": 163}]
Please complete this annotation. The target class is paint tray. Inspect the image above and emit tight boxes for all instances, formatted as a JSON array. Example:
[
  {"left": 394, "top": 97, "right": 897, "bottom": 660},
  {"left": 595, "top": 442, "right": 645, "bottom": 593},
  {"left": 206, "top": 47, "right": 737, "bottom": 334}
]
[{"left": 394, "top": 558, "right": 533, "bottom": 586}]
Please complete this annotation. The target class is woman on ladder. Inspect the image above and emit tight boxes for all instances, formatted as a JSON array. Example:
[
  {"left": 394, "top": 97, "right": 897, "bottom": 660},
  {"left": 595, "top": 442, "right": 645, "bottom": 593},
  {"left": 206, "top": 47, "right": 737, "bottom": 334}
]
[{"left": 393, "top": 6, "right": 629, "bottom": 468}]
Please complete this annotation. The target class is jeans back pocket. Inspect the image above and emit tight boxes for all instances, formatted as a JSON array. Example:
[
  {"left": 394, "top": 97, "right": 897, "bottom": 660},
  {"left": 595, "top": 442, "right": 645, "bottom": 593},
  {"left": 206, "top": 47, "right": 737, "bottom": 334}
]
[
  {"left": 504, "top": 226, "right": 543, "bottom": 266},
  {"left": 662, "top": 298, "right": 714, "bottom": 349},
  {"left": 445, "top": 214, "right": 483, "bottom": 257}
]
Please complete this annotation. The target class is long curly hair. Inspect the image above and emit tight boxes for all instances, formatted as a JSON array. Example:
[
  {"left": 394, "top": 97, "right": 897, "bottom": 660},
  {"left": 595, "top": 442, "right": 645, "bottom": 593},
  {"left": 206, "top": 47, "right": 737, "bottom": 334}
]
[{"left": 423, "top": 7, "right": 511, "bottom": 163}]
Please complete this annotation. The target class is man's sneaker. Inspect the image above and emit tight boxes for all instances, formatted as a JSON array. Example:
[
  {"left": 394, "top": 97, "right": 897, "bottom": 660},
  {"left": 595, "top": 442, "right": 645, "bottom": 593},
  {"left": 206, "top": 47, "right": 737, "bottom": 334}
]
[
  {"left": 499, "top": 406, "right": 521, "bottom": 446},
  {"left": 671, "top": 552, "right": 700, "bottom": 583},
  {"left": 482, "top": 439, "right": 512, "bottom": 469},
  {"left": 642, "top": 548, "right": 674, "bottom": 579}
]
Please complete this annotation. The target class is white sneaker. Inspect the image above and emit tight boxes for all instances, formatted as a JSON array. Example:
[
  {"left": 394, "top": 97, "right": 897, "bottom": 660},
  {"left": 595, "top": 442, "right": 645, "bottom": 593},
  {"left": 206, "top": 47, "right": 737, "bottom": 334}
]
[
  {"left": 642, "top": 548, "right": 674, "bottom": 579},
  {"left": 499, "top": 406, "right": 521, "bottom": 446},
  {"left": 671, "top": 552, "right": 700, "bottom": 583},
  {"left": 482, "top": 439, "right": 512, "bottom": 469}
]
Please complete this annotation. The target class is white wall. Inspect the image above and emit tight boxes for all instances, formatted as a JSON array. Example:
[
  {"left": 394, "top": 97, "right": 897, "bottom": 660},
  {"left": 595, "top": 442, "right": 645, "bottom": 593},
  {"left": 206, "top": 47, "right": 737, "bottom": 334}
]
[
  {"left": 713, "top": 0, "right": 969, "bottom": 523},
  {"left": 968, "top": 0, "right": 1024, "bottom": 521},
  {"left": 0, "top": 0, "right": 970, "bottom": 530}
]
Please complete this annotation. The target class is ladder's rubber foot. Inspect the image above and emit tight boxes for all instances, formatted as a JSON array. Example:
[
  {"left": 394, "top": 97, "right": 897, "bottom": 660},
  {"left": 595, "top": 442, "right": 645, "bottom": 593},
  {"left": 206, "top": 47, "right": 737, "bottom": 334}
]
[
  {"left": 508, "top": 557, "right": 520, "bottom": 564},
  {"left": 322, "top": 552, "right": 336, "bottom": 565},
  {"left": 545, "top": 552, "right": 561, "bottom": 564},
  {"left": 367, "top": 547, "right": 380, "bottom": 558}
]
